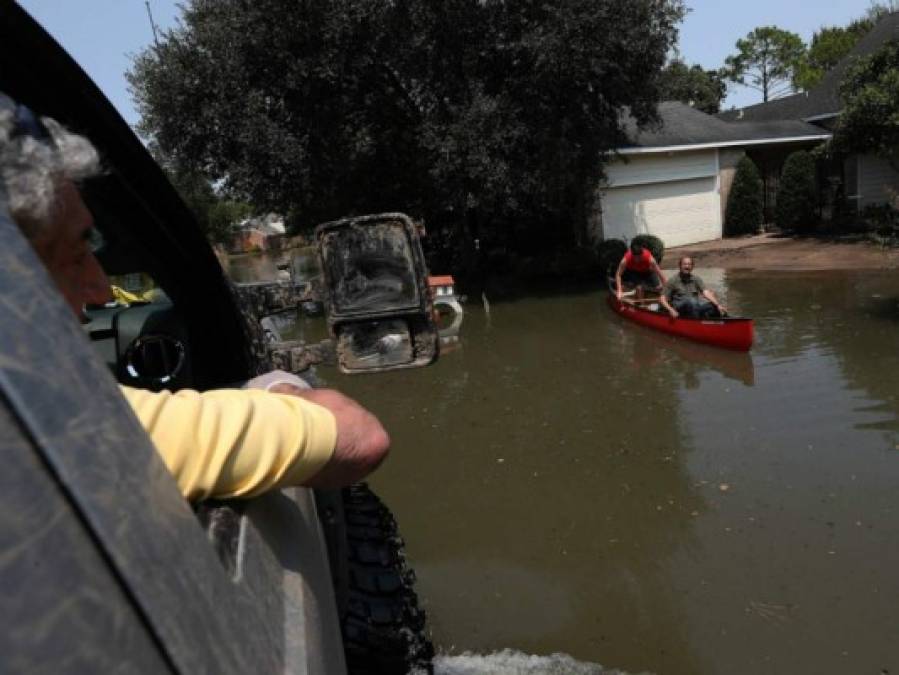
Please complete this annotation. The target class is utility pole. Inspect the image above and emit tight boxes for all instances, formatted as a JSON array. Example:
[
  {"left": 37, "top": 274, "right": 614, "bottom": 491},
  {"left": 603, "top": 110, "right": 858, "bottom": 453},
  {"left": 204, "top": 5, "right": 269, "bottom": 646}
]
[{"left": 145, "top": 0, "right": 160, "bottom": 50}]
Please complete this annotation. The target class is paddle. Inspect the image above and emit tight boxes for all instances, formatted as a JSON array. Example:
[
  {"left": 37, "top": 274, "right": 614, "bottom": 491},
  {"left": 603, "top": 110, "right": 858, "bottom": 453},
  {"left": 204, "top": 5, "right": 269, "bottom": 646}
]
[{"left": 620, "top": 295, "right": 662, "bottom": 306}]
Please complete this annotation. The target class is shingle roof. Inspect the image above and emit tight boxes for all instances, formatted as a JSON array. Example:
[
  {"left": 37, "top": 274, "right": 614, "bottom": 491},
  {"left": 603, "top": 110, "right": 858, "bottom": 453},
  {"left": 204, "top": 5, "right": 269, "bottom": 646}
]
[
  {"left": 619, "top": 101, "right": 829, "bottom": 151},
  {"left": 718, "top": 12, "right": 899, "bottom": 123}
]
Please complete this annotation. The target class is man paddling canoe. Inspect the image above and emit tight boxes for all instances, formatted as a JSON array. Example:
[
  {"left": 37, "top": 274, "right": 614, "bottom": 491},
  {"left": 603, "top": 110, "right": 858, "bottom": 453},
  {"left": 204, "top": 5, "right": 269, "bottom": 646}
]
[{"left": 614, "top": 241, "right": 666, "bottom": 301}]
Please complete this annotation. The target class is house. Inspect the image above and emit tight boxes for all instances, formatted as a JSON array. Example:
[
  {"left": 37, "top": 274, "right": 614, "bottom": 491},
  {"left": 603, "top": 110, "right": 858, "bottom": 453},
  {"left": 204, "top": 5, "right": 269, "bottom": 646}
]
[
  {"left": 718, "top": 12, "right": 899, "bottom": 212},
  {"left": 594, "top": 12, "right": 898, "bottom": 249},
  {"left": 593, "top": 102, "right": 829, "bottom": 247},
  {"left": 229, "top": 213, "right": 287, "bottom": 253}
]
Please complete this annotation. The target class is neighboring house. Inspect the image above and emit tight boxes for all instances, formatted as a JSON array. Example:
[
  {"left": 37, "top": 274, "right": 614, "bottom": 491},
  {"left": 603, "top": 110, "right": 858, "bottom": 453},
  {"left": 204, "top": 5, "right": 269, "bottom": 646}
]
[
  {"left": 719, "top": 12, "right": 899, "bottom": 212},
  {"left": 593, "top": 102, "right": 829, "bottom": 247},
  {"left": 230, "top": 213, "right": 287, "bottom": 253},
  {"left": 594, "top": 12, "right": 898, "bottom": 249}
]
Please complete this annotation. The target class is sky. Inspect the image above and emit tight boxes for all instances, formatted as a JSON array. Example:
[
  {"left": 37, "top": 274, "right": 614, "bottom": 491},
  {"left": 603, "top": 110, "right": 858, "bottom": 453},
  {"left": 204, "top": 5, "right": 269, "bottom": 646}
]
[{"left": 15, "top": 0, "right": 883, "bottom": 128}]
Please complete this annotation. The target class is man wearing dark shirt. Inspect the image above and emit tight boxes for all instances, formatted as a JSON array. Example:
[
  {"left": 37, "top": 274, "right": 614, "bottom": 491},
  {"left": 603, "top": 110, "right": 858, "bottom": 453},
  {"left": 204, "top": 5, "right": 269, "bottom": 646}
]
[{"left": 660, "top": 256, "right": 726, "bottom": 319}]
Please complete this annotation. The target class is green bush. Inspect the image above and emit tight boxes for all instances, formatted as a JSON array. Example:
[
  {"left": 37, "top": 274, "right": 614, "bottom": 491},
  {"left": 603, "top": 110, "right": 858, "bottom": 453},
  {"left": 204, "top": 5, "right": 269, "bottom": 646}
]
[
  {"left": 775, "top": 151, "right": 818, "bottom": 232},
  {"left": 597, "top": 238, "right": 627, "bottom": 277},
  {"left": 724, "top": 156, "right": 764, "bottom": 236},
  {"left": 631, "top": 233, "right": 665, "bottom": 265},
  {"left": 861, "top": 203, "right": 899, "bottom": 238}
]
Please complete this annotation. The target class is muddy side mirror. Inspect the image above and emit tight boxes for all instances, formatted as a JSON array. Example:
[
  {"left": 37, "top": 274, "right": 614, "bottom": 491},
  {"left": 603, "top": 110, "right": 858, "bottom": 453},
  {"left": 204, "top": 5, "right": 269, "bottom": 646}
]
[{"left": 316, "top": 213, "right": 438, "bottom": 373}]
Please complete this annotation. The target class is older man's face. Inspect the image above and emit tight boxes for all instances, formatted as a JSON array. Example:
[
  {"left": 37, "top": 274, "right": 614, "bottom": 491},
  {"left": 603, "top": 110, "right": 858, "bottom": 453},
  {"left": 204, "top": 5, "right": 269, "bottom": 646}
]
[{"left": 29, "top": 180, "right": 112, "bottom": 316}]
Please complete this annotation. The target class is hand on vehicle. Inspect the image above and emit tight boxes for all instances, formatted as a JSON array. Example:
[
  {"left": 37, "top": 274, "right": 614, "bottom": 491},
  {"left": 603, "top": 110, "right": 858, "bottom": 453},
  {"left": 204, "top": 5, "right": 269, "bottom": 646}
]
[
  {"left": 668, "top": 308, "right": 678, "bottom": 319},
  {"left": 269, "top": 384, "right": 390, "bottom": 488},
  {"left": 616, "top": 289, "right": 623, "bottom": 300},
  {"left": 244, "top": 369, "right": 311, "bottom": 391}
]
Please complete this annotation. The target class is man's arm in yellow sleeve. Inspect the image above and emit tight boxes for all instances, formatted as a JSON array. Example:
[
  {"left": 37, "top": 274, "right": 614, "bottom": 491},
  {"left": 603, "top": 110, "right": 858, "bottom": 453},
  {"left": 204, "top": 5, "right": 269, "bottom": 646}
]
[{"left": 120, "top": 385, "right": 389, "bottom": 501}]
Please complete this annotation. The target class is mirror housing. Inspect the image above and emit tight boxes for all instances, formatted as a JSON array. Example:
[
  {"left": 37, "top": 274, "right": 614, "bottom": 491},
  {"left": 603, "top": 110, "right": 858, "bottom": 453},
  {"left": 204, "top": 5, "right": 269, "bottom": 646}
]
[{"left": 316, "top": 213, "right": 438, "bottom": 373}]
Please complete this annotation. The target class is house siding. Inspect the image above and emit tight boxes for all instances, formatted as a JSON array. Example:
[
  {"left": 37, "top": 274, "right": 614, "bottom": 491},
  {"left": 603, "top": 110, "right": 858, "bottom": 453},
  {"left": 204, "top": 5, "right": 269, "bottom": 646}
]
[
  {"left": 603, "top": 150, "right": 718, "bottom": 188},
  {"left": 857, "top": 154, "right": 899, "bottom": 208}
]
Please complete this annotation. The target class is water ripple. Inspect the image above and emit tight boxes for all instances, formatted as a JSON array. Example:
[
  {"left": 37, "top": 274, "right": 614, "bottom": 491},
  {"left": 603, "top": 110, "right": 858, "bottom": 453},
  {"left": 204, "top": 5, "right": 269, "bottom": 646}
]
[{"left": 428, "top": 649, "right": 649, "bottom": 675}]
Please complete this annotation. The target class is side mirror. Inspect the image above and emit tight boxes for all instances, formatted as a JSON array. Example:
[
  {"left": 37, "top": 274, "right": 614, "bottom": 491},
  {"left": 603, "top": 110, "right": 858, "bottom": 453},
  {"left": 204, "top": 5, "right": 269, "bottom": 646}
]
[{"left": 316, "top": 213, "right": 439, "bottom": 373}]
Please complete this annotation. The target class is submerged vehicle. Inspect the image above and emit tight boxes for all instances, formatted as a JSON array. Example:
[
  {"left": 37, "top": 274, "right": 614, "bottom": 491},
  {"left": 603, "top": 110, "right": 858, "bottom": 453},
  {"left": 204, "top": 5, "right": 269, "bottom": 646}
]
[
  {"left": 0, "top": 2, "right": 436, "bottom": 673},
  {"left": 608, "top": 290, "right": 754, "bottom": 351}
]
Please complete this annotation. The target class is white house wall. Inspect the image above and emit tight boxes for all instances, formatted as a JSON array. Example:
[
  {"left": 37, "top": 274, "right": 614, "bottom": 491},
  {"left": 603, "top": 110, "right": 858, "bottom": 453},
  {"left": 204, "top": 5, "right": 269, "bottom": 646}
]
[
  {"left": 604, "top": 150, "right": 718, "bottom": 188},
  {"left": 599, "top": 150, "right": 723, "bottom": 247}
]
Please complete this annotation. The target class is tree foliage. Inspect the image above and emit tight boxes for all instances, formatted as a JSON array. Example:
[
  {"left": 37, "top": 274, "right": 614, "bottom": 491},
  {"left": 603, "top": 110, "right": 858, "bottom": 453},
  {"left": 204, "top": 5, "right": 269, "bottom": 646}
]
[
  {"left": 169, "top": 168, "right": 253, "bottom": 245},
  {"left": 597, "top": 238, "right": 627, "bottom": 277},
  {"left": 867, "top": 1, "right": 899, "bottom": 22},
  {"left": 658, "top": 60, "right": 726, "bottom": 113},
  {"left": 724, "top": 156, "right": 764, "bottom": 236},
  {"left": 127, "top": 0, "right": 685, "bottom": 269},
  {"left": 148, "top": 143, "right": 252, "bottom": 244},
  {"left": 834, "top": 39, "right": 899, "bottom": 171},
  {"left": 794, "top": 21, "right": 873, "bottom": 91},
  {"left": 723, "top": 26, "right": 805, "bottom": 102},
  {"left": 775, "top": 151, "right": 818, "bottom": 231},
  {"left": 793, "top": 3, "right": 896, "bottom": 91}
]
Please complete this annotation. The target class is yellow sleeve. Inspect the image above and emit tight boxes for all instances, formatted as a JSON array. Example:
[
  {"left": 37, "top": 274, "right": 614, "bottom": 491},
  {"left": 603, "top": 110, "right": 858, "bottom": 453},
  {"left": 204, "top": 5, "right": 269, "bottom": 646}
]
[{"left": 120, "top": 385, "right": 337, "bottom": 501}]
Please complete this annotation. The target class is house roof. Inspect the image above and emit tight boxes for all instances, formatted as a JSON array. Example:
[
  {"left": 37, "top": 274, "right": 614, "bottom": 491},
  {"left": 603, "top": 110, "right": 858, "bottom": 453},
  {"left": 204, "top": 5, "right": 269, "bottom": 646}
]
[
  {"left": 618, "top": 101, "right": 829, "bottom": 154},
  {"left": 718, "top": 12, "right": 899, "bottom": 123}
]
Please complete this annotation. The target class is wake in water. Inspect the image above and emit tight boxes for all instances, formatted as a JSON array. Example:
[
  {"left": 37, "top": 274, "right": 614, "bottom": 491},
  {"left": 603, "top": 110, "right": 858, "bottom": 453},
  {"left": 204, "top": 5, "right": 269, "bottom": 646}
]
[{"left": 419, "top": 648, "right": 648, "bottom": 675}]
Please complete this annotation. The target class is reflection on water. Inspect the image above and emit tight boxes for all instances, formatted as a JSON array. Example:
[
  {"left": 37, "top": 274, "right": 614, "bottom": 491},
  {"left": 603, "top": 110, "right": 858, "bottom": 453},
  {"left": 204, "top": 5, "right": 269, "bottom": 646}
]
[
  {"left": 323, "top": 270, "right": 899, "bottom": 675},
  {"left": 627, "top": 326, "right": 755, "bottom": 387}
]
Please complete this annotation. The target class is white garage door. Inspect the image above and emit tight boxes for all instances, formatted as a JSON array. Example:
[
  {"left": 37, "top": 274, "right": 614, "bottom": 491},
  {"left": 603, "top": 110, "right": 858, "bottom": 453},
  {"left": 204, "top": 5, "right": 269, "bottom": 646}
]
[
  {"left": 601, "top": 177, "right": 722, "bottom": 248},
  {"left": 598, "top": 150, "right": 723, "bottom": 248}
]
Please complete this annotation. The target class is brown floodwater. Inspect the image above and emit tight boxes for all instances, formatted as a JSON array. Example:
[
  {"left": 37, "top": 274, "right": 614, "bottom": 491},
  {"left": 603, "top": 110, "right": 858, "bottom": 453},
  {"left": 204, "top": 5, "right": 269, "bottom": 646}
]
[
  {"left": 231, "top": 253, "right": 899, "bottom": 674},
  {"left": 319, "top": 268, "right": 899, "bottom": 675}
]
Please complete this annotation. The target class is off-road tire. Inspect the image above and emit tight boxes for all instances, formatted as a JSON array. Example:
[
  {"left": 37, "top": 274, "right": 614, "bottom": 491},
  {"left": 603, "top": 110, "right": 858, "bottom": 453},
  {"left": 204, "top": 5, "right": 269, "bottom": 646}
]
[{"left": 341, "top": 483, "right": 434, "bottom": 675}]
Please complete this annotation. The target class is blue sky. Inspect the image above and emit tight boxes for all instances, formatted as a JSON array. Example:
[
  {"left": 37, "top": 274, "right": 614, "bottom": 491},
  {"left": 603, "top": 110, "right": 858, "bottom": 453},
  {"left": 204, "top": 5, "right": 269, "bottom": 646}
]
[{"left": 17, "top": 0, "right": 879, "bottom": 127}]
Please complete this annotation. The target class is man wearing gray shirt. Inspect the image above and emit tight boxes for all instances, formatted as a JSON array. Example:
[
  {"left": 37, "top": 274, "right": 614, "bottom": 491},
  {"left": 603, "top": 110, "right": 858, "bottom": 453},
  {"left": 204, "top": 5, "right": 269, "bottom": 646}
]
[{"left": 660, "top": 256, "right": 726, "bottom": 319}]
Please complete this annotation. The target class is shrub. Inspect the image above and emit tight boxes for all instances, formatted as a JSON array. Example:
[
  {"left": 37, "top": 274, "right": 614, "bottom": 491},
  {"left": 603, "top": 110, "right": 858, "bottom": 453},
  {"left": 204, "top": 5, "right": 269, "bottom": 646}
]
[
  {"left": 860, "top": 203, "right": 899, "bottom": 240},
  {"left": 596, "top": 238, "right": 627, "bottom": 277},
  {"left": 724, "top": 156, "right": 763, "bottom": 236},
  {"left": 546, "top": 246, "right": 600, "bottom": 280},
  {"left": 775, "top": 151, "right": 818, "bottom": 232},
  {"left": 631, "top": 233, "right": 665, "bottom": 265}
]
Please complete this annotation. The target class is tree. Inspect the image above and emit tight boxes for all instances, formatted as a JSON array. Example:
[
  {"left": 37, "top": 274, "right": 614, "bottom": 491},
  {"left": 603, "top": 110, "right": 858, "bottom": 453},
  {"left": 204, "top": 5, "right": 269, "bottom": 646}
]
[
  {"left": 794, "top": 20, "right": 873, "bottom": 91},
  {"left": 775, "top": 151, "right": 818, "bottom": 231},
  {"left": 167, "top": 167, "right": 253, "bottom": 245},
  {"left": 128, "top": 0, "right": 686, "bottom": 271},
  {"left": 658, "top": 60, "right": 727, "bottom": 113},
  {"left": 146, "top": 141, "right": 252, "bottom": 244},
  {"left": 724, "top": 157, "right": 764, "bottom": 236},
  {"left": 723, "top": 26, "right": 806, "bottom": 102},
  {"left": 867, "top": 1, "right": 899, "bottom": 22},
  {"left": 834, "top": 39, "right": 899, "bottom": 171}
]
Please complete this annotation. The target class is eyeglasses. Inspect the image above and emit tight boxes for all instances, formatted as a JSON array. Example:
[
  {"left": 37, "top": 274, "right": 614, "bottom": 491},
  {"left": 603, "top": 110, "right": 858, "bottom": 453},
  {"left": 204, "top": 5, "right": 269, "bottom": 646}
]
[
  {"left": 0, "top": 93, "right": 54, "bottom": 146},
  {"left": 87, "top": 226, "right": 105, "bottom": 253}
]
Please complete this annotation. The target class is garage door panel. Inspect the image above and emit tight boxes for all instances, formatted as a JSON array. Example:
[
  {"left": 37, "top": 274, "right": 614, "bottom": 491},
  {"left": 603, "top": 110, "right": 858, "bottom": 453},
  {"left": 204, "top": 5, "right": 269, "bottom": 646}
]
[
  {"left": 605, "top": 152, "right": 718, "bottom": 187},
  {"left": 601, "top": 177, "right": 721, "bottom": 248}
]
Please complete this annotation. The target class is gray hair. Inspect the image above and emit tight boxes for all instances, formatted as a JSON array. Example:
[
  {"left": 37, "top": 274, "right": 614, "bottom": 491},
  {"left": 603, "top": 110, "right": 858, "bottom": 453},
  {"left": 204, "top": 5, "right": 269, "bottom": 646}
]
[{"left": 0, "top": 107, "right": 101, "bottom": 239}]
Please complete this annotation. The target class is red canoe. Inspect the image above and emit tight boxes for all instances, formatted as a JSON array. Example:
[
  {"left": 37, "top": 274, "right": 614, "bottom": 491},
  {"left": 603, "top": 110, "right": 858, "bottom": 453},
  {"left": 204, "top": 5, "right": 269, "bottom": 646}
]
[{"left": 607, "top": 293, "right": 754, "bottom": 351}]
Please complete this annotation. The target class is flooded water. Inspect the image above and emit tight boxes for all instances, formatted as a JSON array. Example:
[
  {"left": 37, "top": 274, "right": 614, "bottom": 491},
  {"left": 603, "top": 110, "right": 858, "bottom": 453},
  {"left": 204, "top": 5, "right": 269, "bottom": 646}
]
[{"left": 311, "top": 268, "right": 899, "bottom": 675}]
